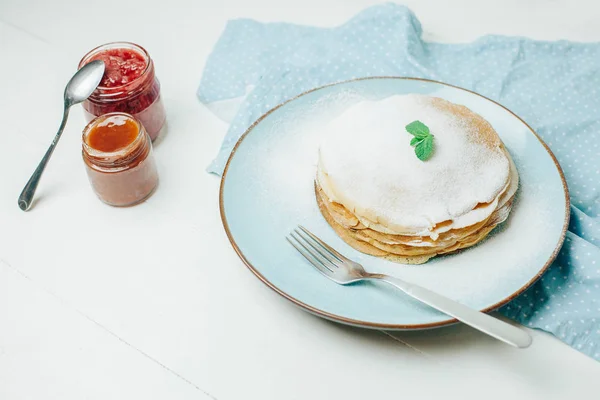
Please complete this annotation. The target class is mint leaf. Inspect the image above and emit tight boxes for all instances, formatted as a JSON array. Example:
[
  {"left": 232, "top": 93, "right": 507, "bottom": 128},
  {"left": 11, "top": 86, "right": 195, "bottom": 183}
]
[
  {"left": 406, "top": 120, "right": 434, "bottom": 161},
  {"left": 405, "top": 120, "right": 430, "bottom": 139},
  {"left": 415, "top": 135, "right": 434, "bottom": 161},
  {"left": 410, "top": 137, "right": 421, "bottom": 146}
]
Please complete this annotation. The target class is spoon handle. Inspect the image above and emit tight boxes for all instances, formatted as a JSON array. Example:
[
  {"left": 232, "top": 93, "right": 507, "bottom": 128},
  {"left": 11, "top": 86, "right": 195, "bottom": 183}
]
[{"left": 18, "top": 106, "right": 70, "bottom": 211}]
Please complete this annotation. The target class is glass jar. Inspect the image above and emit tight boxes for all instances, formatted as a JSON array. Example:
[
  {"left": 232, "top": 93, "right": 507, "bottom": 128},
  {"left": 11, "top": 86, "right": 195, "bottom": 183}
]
[
  {"left": 78, "top": 42, "right": 166, "bottom": 141},
  {"left": 82, "top": 113, "right": 159, "bottom": 207}
]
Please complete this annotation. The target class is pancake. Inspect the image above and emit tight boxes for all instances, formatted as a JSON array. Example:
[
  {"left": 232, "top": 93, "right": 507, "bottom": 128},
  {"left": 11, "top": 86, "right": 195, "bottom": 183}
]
[
  {"left": 315, "top": 94, "right": 518, "bottom": 264},
  {"left": 316, "top": 182, "right": 514, "bottom": 257}
]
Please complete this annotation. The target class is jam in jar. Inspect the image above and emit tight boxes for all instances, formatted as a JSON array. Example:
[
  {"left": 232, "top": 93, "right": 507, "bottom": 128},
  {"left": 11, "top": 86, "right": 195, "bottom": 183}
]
[
  {"left": 79, "top": 42, "right": 166, "bottom": 141},
  {"left": 82, "top": 113, "right": 158, "bottom": 206}
]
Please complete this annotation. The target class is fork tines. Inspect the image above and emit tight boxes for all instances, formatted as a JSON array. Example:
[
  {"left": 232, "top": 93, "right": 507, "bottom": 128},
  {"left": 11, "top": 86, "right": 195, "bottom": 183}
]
[{"left": 286, "top": 226, "right": 342, "bottom": 274}]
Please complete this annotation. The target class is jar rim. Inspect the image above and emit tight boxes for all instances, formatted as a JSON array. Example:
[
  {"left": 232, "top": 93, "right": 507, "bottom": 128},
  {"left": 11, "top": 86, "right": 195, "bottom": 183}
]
[
  {"left": 78, "top": 41, "right": 152, "bottom": 92},
  {"left": 82, "top": 112, "right": 146, "bottom": 162}
]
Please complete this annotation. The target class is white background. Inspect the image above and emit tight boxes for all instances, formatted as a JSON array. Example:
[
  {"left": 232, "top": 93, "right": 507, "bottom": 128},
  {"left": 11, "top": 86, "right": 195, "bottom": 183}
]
[{"left": 1, "top": 1, "right": 599, "bottom": 399}]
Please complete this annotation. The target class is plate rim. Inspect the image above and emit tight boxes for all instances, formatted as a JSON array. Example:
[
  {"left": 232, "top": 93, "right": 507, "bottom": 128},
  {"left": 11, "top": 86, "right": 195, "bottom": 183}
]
[{"left": 219, "top": 76, "right": 570, "bottom": 330}]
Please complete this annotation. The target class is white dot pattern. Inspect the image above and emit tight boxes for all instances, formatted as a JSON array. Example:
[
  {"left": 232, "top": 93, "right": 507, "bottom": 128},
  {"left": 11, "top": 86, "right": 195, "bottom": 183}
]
[{"left": 198, "top": 4, "right": 600, "bottom": 360}]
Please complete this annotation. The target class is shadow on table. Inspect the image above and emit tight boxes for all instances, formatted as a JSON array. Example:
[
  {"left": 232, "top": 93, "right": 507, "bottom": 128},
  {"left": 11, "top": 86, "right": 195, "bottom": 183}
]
[
  {"left": 383, "top": 315, "right": 566, "bottom": 391},
  {"left": 151, "top": 119, "right": 170, "bottom": 148}
]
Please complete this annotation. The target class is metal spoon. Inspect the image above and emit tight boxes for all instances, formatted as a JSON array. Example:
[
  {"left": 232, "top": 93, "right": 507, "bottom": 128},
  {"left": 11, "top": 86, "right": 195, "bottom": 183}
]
[{"left": 18, "top": 60, "right": 105, "bottom": 211}]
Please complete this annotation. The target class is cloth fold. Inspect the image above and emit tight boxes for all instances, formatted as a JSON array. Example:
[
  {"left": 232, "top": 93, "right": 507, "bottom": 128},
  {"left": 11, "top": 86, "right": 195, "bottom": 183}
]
[{"left": 199, "top": 3, "right": 600, "bottom": 361}]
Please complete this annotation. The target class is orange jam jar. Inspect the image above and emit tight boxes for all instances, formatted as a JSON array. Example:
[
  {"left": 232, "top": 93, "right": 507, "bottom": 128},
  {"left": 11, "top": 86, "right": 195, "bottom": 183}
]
[
  {"left": 82, "top": 113, "right": 158, "bottom": 206},
  {"left": 78, "top": 42, "right": 166, "bottom": 141}
]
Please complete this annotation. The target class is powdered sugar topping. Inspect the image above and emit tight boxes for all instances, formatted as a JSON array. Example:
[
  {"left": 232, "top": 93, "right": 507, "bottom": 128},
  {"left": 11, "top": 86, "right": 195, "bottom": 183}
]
[{"left": 317, "top": 94, "right": 511, "bottom": 233}]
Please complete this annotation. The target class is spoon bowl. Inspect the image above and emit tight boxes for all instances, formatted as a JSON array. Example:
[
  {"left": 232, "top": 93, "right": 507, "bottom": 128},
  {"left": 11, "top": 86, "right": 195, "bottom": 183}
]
[{"left": 65, "top": 60, "right": 105, "bottom": 106}]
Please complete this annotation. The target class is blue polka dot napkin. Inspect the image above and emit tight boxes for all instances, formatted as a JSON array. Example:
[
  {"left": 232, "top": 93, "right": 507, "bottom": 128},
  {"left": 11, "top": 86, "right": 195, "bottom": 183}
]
[{"left": 198, "top": 3, "right": 600, "bottom": 360}]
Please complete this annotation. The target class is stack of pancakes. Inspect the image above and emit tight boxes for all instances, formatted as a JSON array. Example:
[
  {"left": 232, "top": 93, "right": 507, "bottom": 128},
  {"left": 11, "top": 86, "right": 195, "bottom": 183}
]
[{"left": 315, "top": 94, "right": 518, "bottom": 264}]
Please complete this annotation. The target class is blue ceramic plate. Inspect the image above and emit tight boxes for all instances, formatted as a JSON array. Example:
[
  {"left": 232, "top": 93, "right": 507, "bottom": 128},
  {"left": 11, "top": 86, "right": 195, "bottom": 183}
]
[{"left": 220, "top": 78, "right": 569, "bottom": 329}]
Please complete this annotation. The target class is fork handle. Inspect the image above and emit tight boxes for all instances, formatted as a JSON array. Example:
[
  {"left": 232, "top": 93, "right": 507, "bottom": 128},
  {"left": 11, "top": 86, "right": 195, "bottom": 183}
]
[{"left": 374, "top": 275, "right": 532, "bottom": 348}]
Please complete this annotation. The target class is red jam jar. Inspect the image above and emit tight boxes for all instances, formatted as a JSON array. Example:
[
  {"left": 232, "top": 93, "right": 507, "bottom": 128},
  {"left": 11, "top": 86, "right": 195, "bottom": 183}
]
[
  {"left": 78, "top": 42, "right": 166, "bottom": 141},
  {"left": 82, "top": 113, "right": 159, "bottom": 206}
]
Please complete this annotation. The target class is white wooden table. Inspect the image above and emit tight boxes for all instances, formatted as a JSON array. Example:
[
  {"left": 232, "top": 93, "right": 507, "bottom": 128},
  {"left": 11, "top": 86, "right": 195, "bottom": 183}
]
[{"left": 1, "top": 1, "right": 599, "bottom": 398}]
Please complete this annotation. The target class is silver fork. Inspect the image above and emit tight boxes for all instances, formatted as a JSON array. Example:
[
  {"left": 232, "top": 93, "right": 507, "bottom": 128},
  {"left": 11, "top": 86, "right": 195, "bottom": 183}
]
[{"left": 287, "top": 225, "right": 532, "bottom": 349}]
